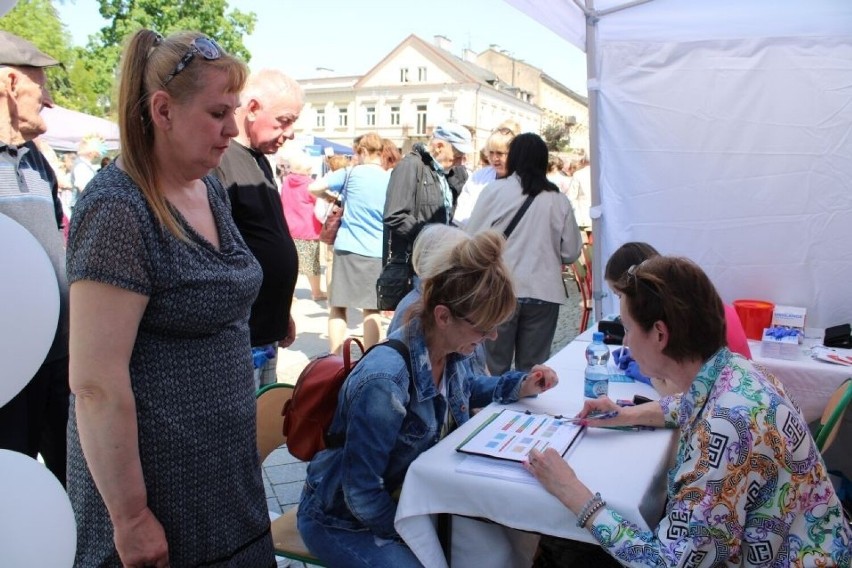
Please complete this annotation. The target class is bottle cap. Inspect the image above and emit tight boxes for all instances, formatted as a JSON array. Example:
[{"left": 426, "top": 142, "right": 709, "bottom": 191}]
[{"left": 592, "top": 331, "right": 605, "bottom": 342}]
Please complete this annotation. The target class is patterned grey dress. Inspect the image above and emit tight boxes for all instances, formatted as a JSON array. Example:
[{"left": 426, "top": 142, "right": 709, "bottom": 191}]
[{"left": 66, "top": 164, "right": 275, "bottom": 567}]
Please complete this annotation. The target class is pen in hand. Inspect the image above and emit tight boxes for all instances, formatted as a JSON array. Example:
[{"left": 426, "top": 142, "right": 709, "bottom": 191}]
[{"left": 564, "top": 410, "right": 619, "bottom": 423}]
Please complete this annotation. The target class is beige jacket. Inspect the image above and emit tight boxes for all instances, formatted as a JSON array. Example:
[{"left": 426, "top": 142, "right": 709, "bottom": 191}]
[{"left": 465, "top": 173, "right": 582, "bottom": 304}]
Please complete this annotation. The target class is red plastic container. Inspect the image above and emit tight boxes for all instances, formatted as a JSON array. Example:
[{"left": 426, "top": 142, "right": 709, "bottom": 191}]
[{"left": 733, "top": 300, "right": 775, "bottom": 341}]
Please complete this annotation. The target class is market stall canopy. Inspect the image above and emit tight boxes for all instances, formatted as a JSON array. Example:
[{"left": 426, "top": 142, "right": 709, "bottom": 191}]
[
  {"left": 39, "top": 105, "right": 120, "bottom": 152},
  {"left": 311, "top": 136, "right": 354, "bottom": 156},
  {"left": 503, "top": 0, "right": 852, "bottom": 327}
]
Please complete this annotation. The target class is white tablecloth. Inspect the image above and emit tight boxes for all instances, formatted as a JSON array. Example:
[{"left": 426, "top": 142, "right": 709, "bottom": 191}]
[
  {"left": 394, "top": 339, "right": 676, "bottom": 568},
  {"left": 748, "top": 330, "right": 851, "bottom": 422}
]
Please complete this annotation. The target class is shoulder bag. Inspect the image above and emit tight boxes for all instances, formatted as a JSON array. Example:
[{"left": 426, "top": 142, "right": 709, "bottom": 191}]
[{"left": 319, "top": 167, "right": 351, "bottom": 246}]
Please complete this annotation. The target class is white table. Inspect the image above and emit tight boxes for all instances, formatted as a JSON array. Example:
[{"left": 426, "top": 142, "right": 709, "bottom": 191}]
[
  {"left": 394, "top": 339, "right": 676, "bottom": 568},
  {"left": 748, "top": 329, "right": 851, "bottom": 422}
]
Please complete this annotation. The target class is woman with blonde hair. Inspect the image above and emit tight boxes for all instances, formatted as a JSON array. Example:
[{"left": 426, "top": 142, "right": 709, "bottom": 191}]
[
  {"left": 453, "top": 119, "right": 519, "bottom": 228},
  {"left": 66, "top": 30, "right": 274, "bottom": 566},
  {"left": 298, "top": 230, "right": 558, "bottom": 567},
  {"left": 310, "top": 131, "right": 389, "bottom": 353},
  {"left": 281, "top": 151, "right": 325, "bottom": 300}
]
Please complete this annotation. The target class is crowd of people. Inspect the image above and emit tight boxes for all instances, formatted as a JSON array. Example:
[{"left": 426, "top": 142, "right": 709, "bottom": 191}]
[{"left": 1, "top": 26, "right": 848, "bottom": 568}]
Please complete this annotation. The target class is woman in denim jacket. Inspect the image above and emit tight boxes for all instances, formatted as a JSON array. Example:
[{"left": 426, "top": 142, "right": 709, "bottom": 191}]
[{"left": 298, "top": 230, "right": 558, "bottom": 567}]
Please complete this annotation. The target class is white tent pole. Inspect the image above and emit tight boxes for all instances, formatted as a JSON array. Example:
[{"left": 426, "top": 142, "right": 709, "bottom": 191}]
[
  {"left": 580, "top": 0, "right": 652, "bottom": 324},
  {"left": 583, "top": 0, "right": 605, "bottom": 323}
]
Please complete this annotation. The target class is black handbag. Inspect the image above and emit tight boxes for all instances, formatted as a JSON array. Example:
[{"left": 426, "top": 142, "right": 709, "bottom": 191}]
[{"left": 376, "top": 258, "right": 413, "bottom": 311}]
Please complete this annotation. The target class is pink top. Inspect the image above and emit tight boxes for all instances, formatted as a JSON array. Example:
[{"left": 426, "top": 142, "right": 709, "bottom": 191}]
[
  {"left": 280, "top": 173, "right": 321, "bottom": 240},
  {"left": 724, "top": 303, "right": 752, "bottom": 359}
]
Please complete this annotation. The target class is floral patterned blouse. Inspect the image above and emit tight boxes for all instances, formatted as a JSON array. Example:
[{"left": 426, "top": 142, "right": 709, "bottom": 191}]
[{"left": 590, "top": 347, "right": 851, "bottom": 567}]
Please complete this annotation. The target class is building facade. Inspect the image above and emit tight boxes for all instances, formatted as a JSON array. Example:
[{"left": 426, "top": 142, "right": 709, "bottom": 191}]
[{"left": 294, "top": 34, "right": 588, "bottom": 157}]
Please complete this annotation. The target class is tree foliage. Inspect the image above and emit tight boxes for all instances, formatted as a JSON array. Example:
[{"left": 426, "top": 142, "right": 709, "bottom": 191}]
[
  {"left": 82, "top": 0, "right": 256, "bottom": 116},
  {"left": 0, "top": 0, "right": 84, "bottom": 109},
  {"left": 2, "top": 0, "right": 257, "bottom": 117},
  {"left": 541, "top": 119, "right": 573, "bottom": 152}
]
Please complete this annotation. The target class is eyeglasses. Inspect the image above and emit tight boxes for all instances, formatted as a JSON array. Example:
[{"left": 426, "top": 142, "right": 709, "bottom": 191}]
[
  {"left": 163, "top": 36, "right": 223, "bottom": 86},
  {"left": 459, "top": 315, "right": 497, "bottom": 337},
  {"left": 492, "top": 127, "right": 514, "bottom": 136}
]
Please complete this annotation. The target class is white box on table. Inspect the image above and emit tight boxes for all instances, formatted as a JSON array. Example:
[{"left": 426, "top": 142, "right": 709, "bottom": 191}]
[
  {"left": 760, "top": 329, "right": 800, "bottom": 360},
  {"left": 772, "top": 305, "right": 806, "bottom": 334}
]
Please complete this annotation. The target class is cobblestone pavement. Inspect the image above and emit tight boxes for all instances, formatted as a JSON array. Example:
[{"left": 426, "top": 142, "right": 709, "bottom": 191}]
[{"left": 267, "top": 274, "right": 585, "bottom": 567}]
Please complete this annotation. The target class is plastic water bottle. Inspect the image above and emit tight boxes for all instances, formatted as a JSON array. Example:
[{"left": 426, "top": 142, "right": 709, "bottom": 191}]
[{"left": 584, "top": 332, "right": 610, "bottom": 398}]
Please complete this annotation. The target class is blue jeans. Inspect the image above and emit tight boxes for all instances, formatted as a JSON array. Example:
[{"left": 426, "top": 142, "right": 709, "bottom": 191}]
[{"left": 298, "top": 512, "right": 424, "bottom": 568}]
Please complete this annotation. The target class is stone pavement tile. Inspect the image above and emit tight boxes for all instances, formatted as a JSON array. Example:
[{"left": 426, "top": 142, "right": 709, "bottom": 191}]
[
  {"left": 265, "top": 462, "right": 308, "bottom": 485},
  {"left": 271, "top": 481, "right": 304, "bottom": 507}
]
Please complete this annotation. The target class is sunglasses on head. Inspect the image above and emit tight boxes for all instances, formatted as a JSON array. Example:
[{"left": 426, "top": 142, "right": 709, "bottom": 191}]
[
  {"left": 627, "top": 262, "right": 662, "bottom": 299},
  {"left": 163, "top": 36, "right": 222, "bottom": 85}
]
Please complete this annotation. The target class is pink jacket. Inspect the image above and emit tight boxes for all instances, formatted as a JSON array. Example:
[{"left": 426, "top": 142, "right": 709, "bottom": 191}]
[
  {"left": 724, "top": 304, "right": 752, "bottom": 359},
  {"left": 280, "top": 173, "right": 321, "bottom": 240}
]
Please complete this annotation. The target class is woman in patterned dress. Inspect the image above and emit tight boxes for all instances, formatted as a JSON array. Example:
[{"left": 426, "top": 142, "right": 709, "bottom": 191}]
[
  {"left": 66, "top": 30, "right": 274, "bottom": 567},
  {"left": 526, "top": 256, "right": 851, "bottom": 567}
]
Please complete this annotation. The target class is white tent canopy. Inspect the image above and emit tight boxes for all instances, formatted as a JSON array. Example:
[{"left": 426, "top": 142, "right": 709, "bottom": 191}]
[
  {"left": 505, "top": 0, "right": 852, "bottom": 327},
  {"left": 39, "top": 105, "right": 120, "bottom": 153}
]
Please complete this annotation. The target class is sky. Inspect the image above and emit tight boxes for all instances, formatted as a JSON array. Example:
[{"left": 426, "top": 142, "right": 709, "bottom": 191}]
[{"left": 54, "top": 0, "right": 589, "bottom": 95}]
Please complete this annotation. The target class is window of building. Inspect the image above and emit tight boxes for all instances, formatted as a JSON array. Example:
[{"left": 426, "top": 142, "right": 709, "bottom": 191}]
[
  {"left": 366, "top": 106, "right": 376, "bottom": 126},
  {"left": 400, "top": 67, "right": 409, "bottom": 83},
  {"left": 416, "top": 104, "right": 427, "bottom": 135},
  {"left": 316, "top": 108, "right": 325, "bottom": 128},
  {"left": 390, "top": 106, "right": 400, "bottom": 126},
  {"left": 418, "top": 66, "right": 427, "bottom": 82},
  {"left": 338, "top": 107, "right": 348, "bottom": 127}
]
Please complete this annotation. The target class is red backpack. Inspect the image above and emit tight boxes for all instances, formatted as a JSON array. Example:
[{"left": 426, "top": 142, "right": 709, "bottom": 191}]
[{"left": 281, "top": 337, "right": 409, "bottom": 461}]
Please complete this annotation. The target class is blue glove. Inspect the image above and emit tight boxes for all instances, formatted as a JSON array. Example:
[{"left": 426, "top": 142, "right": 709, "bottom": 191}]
[
  {"left": 624, "top": 361, "right": 653, "bottom": 386},
  {"left": 612, "top": 348, "right": 653, "bottom": 386}
]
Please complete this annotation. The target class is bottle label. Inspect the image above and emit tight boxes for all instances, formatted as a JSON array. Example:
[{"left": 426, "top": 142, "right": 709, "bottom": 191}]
[{"left": 584, "top": 373, "right": 609, "bottom": 398}]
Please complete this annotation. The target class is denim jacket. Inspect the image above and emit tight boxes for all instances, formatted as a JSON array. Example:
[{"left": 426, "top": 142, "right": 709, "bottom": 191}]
[{"left": 298, "top": 317, "right": 527, "bottom": 539}]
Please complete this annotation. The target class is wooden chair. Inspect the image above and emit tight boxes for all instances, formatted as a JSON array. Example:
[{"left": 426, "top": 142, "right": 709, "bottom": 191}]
[
  {"left": 814, "top": 378, "right": 852, "bottom": 452},
  {"left": 256, "top": 383, "right": 325, "bottom": 566},
  {"left": 568, "top": 259, "right": 593, "bottom": 333}
]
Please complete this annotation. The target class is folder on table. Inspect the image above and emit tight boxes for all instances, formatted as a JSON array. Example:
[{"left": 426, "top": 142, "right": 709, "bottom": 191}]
[{"left": 456, "top": 409, "right": 584, "bottom": 463}]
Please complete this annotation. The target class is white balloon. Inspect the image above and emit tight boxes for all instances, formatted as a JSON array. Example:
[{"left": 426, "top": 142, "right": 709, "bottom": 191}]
[
  {"left": 0, "top": 450, "right": 76, "bottom": 567},
  {"left": 0, "top": 0, "right": 16, "bottom": 18},
  {"left": 0, "top": 213, "right": 59, "bottom": 407}
]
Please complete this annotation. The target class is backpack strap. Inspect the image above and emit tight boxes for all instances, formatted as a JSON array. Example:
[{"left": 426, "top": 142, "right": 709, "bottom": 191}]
[{"left": 324, "top": 338, "right": 413, "bottom": 449}]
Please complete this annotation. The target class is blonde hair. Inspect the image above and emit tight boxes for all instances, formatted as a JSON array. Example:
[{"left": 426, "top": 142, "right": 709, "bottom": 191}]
[
  {"left": 117, "top": 29, "right": 247, "bottom": 239},
  {"left": 327, "top": 155, "right": 349, "bottom": 171},
  {"left": 286, "top": 151, "right": 313, "bottom": 175},
  {"left": 418, "top": 230, "right": 516, "bottom": 334},
  {"left": 356, "top": 132, "right": 383, "bottom": 157},
  {"left": 487, "top": 118, "right": 520, "bottom": 154},
  {"left": 412, "top": 225, "right": 469, "bottom": 278}
]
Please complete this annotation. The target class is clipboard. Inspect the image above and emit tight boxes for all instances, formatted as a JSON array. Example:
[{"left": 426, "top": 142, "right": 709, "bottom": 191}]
[{"left": 455, "top": 409, "right": 584, "bottom": 463}]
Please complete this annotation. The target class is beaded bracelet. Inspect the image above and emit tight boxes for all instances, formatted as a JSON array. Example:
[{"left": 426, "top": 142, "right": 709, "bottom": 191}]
[
  {"left": 576, "top": 492, "right": 606, "bottom": 528},
  {"left": 580, "top": 497, "right": 606, "bottom": 528}
]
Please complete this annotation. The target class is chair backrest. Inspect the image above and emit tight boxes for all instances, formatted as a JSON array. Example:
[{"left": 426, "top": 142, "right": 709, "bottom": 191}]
[
  {"left": 257, "top": 384, "right": 294, "bottom": 462},
  {"left": 816, "top": 378, "right": 852, "bottom": 452}
]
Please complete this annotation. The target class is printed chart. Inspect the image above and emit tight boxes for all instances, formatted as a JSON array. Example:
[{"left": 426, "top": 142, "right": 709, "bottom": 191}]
[{"left": 456, "top": 409, "right": 583, "bottom": 462}]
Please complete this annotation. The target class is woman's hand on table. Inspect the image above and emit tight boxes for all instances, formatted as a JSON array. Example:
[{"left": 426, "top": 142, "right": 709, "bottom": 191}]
[
  {"left": 524, "top": 448, "right": 593, "bottom": 513},
  {"left": 520, "top": 365, "right": 558, "bottom": 397},
  {"left": 578, "top": 396, "right": 666, "bottom": 429}
]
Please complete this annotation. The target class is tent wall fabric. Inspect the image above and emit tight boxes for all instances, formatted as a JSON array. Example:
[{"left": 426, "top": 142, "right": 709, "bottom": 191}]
[
  {"left": 39, "top": 105, "right": 120, "bottom": 153},
  {"left": 504, "top": 0, "right": 852, "bottom": 327}
]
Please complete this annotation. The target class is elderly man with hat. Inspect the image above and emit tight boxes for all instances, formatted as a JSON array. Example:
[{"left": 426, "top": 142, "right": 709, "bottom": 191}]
[
  {"left": 381, "top": 122, "right": 473, "bottom": 307},
  {"left": 0, "top": 31, "right": 69, "bottom": 486}
]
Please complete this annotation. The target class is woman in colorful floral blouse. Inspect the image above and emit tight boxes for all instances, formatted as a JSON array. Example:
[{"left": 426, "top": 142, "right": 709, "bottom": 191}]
[{"left": 526, "top": 255, "right": 851, "bottom": 567}]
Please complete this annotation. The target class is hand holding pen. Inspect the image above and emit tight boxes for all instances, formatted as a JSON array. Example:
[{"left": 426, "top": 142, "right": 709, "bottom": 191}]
[{"left": 573, "top": 396, "right": 657, "bottom": 431}]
